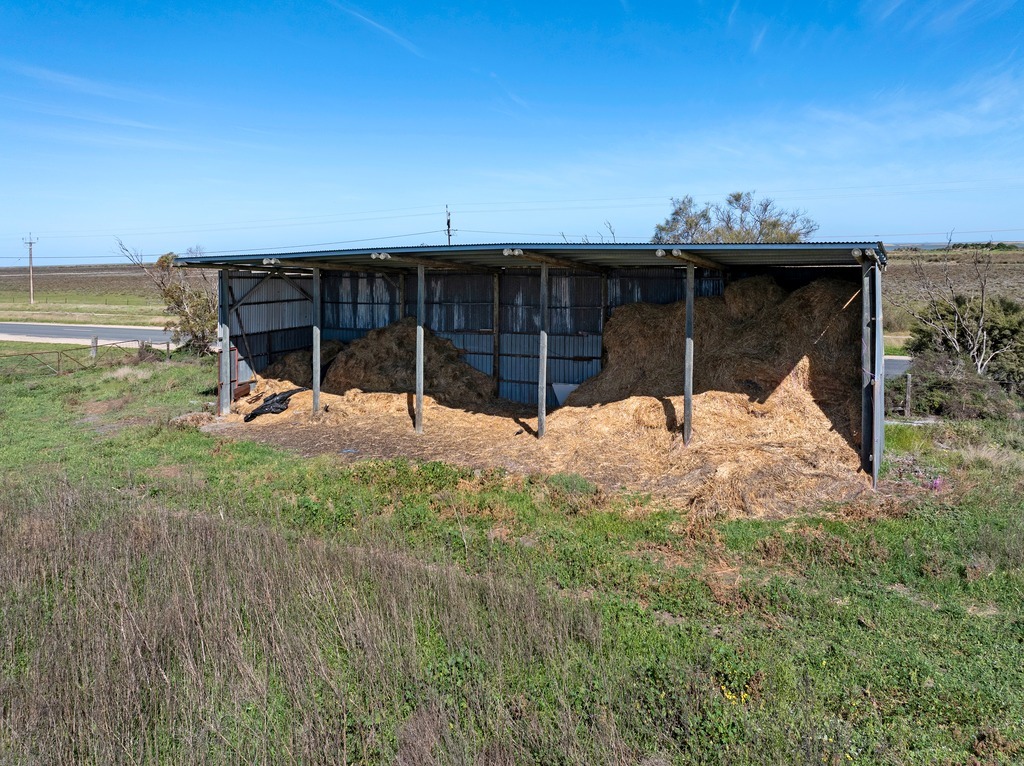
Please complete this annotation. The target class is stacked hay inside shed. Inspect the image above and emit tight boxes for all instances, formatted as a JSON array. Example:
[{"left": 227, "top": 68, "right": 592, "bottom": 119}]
[
  {"left": 261, "top": 340, "right": 346, "bottom": 388},
  {"left": 234, "top": 276, "right": 868, "bottom": 517},
  {"left": 553, "top": 276, "right": 865, "bottom": 516},
  {"left": 321, "top": 318, "right": 497, "bottom": 409}
]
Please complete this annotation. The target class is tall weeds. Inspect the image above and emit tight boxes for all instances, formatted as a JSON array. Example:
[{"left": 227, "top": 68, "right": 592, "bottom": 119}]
[{"left": 0, "top": 475, "right": 644, "bottom": 764}]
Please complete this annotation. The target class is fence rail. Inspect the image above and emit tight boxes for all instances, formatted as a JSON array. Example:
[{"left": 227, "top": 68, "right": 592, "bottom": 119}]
[{"left": 0, "top": 339, "right": 172, "bottom": 378}]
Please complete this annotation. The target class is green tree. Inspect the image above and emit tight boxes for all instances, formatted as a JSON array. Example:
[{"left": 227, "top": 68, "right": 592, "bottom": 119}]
[
  {"left": 652, "top": 191, "right": 819, "bottom": 244},
  {"left": 119, "top": 239, "right": 217, "bottom": 354}
]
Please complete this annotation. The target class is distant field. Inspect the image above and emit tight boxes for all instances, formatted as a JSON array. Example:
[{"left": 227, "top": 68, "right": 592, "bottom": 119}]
[
  {"left": 881, "top": 249, "right": 1023, "bottom": 334},
  {"left": 0, "top": 263, "right": 202, "bottom": 326},
  {"left": 884, "top": 248, "right": 1024, "bottom": 304}
]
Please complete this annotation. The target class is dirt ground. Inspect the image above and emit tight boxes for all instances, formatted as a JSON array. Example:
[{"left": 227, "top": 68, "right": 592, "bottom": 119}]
[{"left": 205, "top": 379, "right": 868, "bottom": 518}]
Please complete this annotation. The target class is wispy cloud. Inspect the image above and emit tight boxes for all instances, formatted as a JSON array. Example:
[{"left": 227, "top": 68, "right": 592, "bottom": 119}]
[
  {"left": 862, "top": 0, "right": 1017, "bottom": 34},
  {"left": 0, "top": 96, "right": 168, "bottom": 131},
  {"left": 489, "top": 73, "right": 529, "bottom": 110},
  {"left": 0, "top": 120, "right": 200, "bottom": 152},
  {"left": 727, "top": 1, "right": 741, "bottom": 27},
  {"left": 751, "top": 24, "right": 768, "bottom": 52},
  {"left": 0, "top": 60, "right": 156, "bottom": 101},
  {"left": 325, "top": 2, "right": 424, "bottom": 58}
]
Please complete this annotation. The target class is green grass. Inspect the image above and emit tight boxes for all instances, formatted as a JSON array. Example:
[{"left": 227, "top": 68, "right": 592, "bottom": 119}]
[
  {"left": 0, "top": 298, "right": 167, "bottom": 325},
  {"left": 1, "top": 358, "right": 1022, "bottom": 764},
  {"left": 0, "top": 341, "right": 90, "bottom": 354}
]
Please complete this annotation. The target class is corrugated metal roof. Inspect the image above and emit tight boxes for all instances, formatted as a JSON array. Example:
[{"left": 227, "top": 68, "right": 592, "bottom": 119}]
[{"left": 175, "top": 241, "right": 887, "bottom": 272}]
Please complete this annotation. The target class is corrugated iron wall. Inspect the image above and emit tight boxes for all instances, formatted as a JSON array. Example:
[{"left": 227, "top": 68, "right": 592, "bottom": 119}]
[
  {"left": 225, "top": 267, "right": 723, "bottom": 403},
  {"left": 324, "top": 271, "right": 400, "bottom": 342},
  {"left": 403, "top": 273, "right": 495, "bottom": 376},
  {"left": 226, "top": 271, "right": 313, "bottom": 383}
]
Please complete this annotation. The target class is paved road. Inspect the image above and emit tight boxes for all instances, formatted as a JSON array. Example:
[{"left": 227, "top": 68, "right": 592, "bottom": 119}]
[
  {"left": 0, "top": 322, "right": 173, "bottom": 346},
  {"left": 885, "top": 356, "right": 911, "bottom": 379}
]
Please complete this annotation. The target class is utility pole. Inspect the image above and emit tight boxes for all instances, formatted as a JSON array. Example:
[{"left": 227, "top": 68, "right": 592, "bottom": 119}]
[
  {"left": 445, "top": 205, "right": 452, "bottom": 246},
  {"left": 23, "top": 233, "right": 37, "bottom": 305}
]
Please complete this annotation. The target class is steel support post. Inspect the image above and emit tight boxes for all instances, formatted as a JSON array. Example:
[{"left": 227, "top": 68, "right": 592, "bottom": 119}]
[
  {"left": 538, "top": 263, "right": 549, "bottom": 438},
  {"left": 860, "top": 263, "right": 872, "bottom": 475},
  {"left": 684, "top": 263, "right": 694, "bottom": 444},
  {"left": 312, "top": 268, "right": 321, "bottom": 415},
  {"left": 218, "top": 270, "right": 231, "bottom": 416},
  {"left": 492, "top": 273, "right": 501, "bottom": 391},
  {"left": 415, "top": 265, "right": 425, "bottom": 434},
  {"left": 872, "top": 263, "right": 885, "bottom": 488}
]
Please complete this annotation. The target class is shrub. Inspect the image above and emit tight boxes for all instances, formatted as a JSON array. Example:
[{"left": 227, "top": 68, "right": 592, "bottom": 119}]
[{"left": 892, "top": 351, "right": 1022, "bottom": 419}]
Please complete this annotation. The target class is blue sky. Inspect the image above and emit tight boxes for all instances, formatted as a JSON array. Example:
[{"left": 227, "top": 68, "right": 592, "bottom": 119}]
[{"left": 1, "top": 0, "right": 1023, "bottom": 264}]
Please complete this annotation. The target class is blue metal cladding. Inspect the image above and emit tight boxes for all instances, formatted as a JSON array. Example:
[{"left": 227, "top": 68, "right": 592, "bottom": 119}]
[
  {"left": 608, "top": 267, "right": 721, "bottom": 307},
  {"left": 227, "top": 266, "right": 723, "bottom": 404},
  {"left": 497, "top": 270, "right": 605, "bottom": 404},
  {"left": 324, "top": 272, "right": 399, "bottom": 334},
  {"left": 403, "top": 273, "right": 494, "bottom": 331}
]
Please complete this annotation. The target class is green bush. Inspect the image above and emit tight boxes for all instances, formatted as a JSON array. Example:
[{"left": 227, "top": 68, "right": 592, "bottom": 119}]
[{"left": 889, "top": 351, "right": 1022, "bottom": 419}]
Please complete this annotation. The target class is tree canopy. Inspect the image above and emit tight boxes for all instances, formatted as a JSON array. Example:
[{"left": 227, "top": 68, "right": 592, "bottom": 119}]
[
  {"left": 119, "top": 239, "right": 217, "bottom": 355},
  {"left": 652, "top": 191, "right": 819, "bottom": 244}
]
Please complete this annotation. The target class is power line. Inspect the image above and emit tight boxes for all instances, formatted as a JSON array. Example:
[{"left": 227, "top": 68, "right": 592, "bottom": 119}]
[{"left": 10, "top": 177, "right": 1024, "bottom": 242}]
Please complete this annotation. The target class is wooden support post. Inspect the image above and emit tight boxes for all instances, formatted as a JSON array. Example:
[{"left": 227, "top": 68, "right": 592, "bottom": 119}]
[
  {"left": 90, "top": 335, "right": 98, "bottom": 360},
  {"left": 218, "top": 270, "right": 231, "bottom": 416},
  {"left": 492, "top": 273, "right": 501, "bottom": 391},
  {"left": 683, "top": 263, "right": 694, "bottom": 444},
  {"left": 905, "top": 373, "right": 912, "bottom": 417},
  {"left": 312, "top": 268, "right": 321, "bottom": 416},
  {"left": 538, "top": 263, "right": 549, "bottom": 438},
  {"left": 415, "top": 265, "right": 425, "bottom": 434}
]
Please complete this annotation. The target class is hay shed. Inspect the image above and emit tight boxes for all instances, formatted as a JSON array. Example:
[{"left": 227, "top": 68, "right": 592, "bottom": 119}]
[{"left": 176, "top": 242, "right": 887, "bottom": 487}]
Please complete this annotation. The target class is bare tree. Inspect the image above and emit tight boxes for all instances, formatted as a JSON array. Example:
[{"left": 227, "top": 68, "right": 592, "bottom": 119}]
[
  {"left": 119, "top": 239, "right": 217, "bottom": 354},
  {"left": 889, "top": 247, "right": 1020, "bottom": 376}
]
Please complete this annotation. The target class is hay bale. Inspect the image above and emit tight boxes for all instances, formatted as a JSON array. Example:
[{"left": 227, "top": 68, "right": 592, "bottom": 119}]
[
  {"left": 262, "top": 340, "right": 346, "bottom": 388},
  {"left": 723, "top": 275, "right": 785, "bottom": 320},
  {"left": 566, "top": 276, "right": 862, "bottom": 410},
  {"left": 322, "top": 318, "right": 497, "bottom": 409}
]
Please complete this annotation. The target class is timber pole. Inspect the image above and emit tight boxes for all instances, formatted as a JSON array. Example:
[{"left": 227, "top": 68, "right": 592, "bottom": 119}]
[
  {"left": 415, "top": 265, "right": 425, "bottom": 434},
  {"left": 312, "top": 268, "right": 321, "bottom": 415},
  {"left": 683, "top": 263, "right": 694, "bottom": 444},
  {"left": 538, "top": 263, "right": 549, "bottom": 438}
]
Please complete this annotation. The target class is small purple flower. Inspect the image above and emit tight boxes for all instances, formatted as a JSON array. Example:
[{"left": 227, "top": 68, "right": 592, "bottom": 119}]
[{"left": 929, "top": 477, "right": 944, "bottom": 491}]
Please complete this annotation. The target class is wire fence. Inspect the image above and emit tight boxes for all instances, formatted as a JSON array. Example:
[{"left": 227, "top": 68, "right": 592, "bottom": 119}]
[{"left": 0, "top": 340, "right": 173, "bottom": 378}]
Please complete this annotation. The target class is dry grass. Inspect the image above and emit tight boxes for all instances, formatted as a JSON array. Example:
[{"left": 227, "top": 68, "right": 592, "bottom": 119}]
[{"left": 1, "top": 476, "right": 638, "bottom": 764}]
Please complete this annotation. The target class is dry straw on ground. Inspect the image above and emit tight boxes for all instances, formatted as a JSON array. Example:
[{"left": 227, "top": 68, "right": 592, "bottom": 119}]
[
  {"left": 261, "top": 340, "right": 346, "bottom": 388},
  {"left": 225, "top": 276, "right": 868, "bottom": 517}
]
